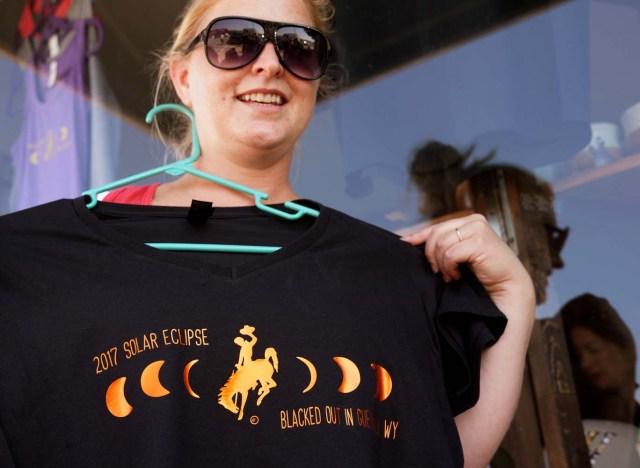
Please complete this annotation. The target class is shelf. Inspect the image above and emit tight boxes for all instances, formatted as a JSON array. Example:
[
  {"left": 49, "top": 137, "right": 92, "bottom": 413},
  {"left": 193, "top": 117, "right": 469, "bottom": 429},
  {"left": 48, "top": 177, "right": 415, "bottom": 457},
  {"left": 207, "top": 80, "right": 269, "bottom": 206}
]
[{"left": 552, "top": 153, "right": 640, "bottom": 192}]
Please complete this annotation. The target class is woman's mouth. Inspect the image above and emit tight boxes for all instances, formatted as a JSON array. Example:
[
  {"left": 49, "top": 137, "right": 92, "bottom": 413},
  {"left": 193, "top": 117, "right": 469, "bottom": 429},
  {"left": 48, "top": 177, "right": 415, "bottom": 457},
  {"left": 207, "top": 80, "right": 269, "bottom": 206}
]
[{"left": 238, "top": 93, "right": 285, "bottom": 106}]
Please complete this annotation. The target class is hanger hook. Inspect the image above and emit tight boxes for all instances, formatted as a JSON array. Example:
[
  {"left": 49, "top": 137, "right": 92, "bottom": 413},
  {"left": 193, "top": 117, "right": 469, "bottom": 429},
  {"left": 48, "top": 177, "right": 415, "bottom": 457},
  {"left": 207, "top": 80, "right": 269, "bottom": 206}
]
[{"left": 145, "top": 104, "right": 201, "bottom": 163}]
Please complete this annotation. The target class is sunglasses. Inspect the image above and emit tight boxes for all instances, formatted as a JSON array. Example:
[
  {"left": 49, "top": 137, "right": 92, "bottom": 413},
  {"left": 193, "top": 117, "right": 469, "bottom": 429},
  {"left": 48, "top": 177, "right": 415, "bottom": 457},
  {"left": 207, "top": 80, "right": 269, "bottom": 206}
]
[
  {"left": 187, "top": 16, "right": 331, "bottom": 81},
  {"left": 545, "top": 224, "right": 570, "bottom": 268}
]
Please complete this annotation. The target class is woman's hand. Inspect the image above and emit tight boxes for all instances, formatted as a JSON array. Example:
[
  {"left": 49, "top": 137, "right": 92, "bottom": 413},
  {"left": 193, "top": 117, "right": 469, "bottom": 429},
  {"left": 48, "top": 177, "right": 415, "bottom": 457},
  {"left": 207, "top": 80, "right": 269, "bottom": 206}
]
[{"left": 401, "top": 212, "right": 532, "bottom": 301}]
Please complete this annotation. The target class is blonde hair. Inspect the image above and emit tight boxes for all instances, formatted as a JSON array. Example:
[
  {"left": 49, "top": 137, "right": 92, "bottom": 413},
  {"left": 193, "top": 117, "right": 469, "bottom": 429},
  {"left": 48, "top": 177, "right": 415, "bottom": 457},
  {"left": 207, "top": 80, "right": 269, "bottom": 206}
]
[{"left": 152, "top": 0, "right": 338, "bottom": 160}]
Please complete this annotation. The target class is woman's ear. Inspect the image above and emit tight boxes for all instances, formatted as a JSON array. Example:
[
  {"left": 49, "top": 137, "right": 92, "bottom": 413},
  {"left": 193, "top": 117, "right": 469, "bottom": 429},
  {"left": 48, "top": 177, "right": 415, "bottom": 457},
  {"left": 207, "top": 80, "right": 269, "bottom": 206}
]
[{"left": 170, "top": 57, "right": 193, "bottom": 107}]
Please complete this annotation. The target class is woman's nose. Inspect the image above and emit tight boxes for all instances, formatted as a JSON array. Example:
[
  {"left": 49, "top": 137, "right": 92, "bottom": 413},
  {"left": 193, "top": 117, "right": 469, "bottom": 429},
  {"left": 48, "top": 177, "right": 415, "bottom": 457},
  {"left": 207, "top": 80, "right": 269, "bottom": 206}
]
[
  {"left": 579, "top": 353, "right": 594, "bottom": 372},
  {"left": 251, "top": 42, "right": 284, "bottom": 78}
]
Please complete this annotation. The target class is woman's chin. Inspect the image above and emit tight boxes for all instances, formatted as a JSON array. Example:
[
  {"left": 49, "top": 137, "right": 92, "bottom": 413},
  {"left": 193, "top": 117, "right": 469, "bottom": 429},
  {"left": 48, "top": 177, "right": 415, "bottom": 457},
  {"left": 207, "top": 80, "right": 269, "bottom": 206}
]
[{"left": 240, "top": 128, "right": 295, "bottom": 151}]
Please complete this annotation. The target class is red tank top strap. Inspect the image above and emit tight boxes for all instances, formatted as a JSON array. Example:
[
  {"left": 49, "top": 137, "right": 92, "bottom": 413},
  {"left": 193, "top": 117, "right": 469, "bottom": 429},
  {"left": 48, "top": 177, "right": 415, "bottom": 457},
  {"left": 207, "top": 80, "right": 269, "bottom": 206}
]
[{"left": 102, "top": 183, "right": 160, "bottom": 205}]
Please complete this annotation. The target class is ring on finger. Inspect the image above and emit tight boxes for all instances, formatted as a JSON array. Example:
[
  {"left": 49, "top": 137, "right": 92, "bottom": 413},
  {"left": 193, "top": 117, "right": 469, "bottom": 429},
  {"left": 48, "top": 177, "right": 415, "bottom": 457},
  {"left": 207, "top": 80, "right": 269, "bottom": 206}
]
[{"left": 455, "top": 227, "right": 464, "bottom": 243}]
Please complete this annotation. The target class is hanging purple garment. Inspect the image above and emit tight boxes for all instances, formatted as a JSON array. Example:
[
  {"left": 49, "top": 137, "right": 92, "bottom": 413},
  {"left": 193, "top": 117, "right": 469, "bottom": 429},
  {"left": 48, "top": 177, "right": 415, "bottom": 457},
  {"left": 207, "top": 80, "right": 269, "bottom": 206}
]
[{"left": 10, "top": 18, "right": 102, "bottom": 211}]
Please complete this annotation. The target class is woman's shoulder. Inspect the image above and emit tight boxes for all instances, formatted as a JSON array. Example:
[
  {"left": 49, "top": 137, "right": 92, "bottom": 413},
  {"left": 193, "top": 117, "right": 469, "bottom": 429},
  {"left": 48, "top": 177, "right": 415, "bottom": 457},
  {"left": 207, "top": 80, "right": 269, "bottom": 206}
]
[
  {"left": 101, "top": 183, "right": 160, "bottom": 205},
  {"left": 321, "top": 203, "right": 425, "bottom": 258}
]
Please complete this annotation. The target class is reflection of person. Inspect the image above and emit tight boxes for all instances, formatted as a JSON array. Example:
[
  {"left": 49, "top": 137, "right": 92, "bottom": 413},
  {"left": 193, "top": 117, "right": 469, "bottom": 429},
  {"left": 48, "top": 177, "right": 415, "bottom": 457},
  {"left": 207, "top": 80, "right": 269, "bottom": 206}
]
[
  {"left": 0, "top": 0, "right": 535, "bottom": 466},
  {"left": 409, "top": 141, "right": 568, "bottom": 305},
  {"left": 456, "top": 164, "right": 568, "bottom": 305},
  {"left": 409, "top": 140, "right": 494, "bottom": 219},
  {"left": 558, "top": 293, "right": 639, "bottom": 425}
]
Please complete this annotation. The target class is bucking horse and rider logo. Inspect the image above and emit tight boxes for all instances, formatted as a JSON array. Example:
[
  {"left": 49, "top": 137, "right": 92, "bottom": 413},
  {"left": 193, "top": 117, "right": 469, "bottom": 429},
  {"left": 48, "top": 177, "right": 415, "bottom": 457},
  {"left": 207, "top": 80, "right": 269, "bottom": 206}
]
[{"left": 218, "top": 325, "right": 279, "bottom": 420}]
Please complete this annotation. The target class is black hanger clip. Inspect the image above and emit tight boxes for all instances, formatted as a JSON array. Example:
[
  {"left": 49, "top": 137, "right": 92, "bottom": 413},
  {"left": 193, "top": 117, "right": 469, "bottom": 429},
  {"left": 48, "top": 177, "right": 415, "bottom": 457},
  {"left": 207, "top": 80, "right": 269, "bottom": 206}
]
[{"left": 187, "top": 199, "right": 214, "bottom": 223}]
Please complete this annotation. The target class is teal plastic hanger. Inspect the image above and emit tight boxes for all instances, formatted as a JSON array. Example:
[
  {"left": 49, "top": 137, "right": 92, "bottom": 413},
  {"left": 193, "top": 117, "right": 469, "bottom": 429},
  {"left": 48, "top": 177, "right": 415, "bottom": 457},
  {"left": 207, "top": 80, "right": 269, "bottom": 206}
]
[{"left": 82, "top": 103, "right": 319, "bottom": 254}]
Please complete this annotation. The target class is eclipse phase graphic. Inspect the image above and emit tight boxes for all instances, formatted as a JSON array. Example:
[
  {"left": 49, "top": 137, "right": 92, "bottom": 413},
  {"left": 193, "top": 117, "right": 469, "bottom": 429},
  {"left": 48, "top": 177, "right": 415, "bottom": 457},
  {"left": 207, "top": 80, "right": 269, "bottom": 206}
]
[
  {"left": 184, "top": 359, "right": 200, "bottom": 398},
  {"left": 333, "top": 356, "right": 361, "bottom": 393},
  {"left": 141, "top": 360, "right": 170, "bottom": 397},
  {"left": 296, "top": 356, "right": 318, "bottom": 393},
  {"left": 106, "top": 377, "right": 133, "bottom": 418}
]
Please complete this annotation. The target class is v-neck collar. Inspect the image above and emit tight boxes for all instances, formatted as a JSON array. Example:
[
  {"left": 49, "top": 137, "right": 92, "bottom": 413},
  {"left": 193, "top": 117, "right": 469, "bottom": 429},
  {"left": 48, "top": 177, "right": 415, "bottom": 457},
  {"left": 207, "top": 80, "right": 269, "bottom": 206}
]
[{"left": 72, "top": 197, "right": 330, "bottom": 279}]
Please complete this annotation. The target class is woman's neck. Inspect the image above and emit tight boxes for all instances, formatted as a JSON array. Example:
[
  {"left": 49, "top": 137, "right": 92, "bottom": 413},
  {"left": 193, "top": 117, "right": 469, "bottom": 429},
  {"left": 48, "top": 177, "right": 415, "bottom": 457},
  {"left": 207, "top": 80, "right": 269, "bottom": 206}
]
[
  {"left": 151, "top": 146, "right": 299, "bottom": 207},
  {"left": 597, "top": 382, "right": 638, "bottom": 424}
]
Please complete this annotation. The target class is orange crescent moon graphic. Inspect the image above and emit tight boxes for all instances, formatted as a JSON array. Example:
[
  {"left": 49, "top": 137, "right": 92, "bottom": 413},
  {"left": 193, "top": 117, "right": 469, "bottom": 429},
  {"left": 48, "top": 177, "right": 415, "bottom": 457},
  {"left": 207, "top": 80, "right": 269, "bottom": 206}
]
[
  {"left": 106, "top": 377, "right": 133, "bottom": 418},
  {"left": 296, "top": 356, "right": 318, "bottom": 393},
  {"left": 371, "top": 363, "right": 393, "bottom": 401},
  {"left": 141, "top": 360, "right": 170, "bottom": 397},
  {"left": 333, "top": 357, "right": 361, "bottom": 393},
  {"left": 183, "top": 359, "right": 200, "bottom": 398}
]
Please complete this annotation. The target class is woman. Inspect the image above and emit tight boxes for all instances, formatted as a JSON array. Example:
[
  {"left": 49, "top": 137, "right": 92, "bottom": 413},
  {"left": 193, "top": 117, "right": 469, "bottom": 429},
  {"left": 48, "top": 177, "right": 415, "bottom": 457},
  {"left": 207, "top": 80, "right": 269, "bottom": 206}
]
[
  {"left": 110, "top": 0, "right": 535, "bottom": 463},
  {"left": 559, "top": 293, "right": 638, "bottom": 425},
  {"left": 0, "top": 0, "right": 535, "bottom": 466}
]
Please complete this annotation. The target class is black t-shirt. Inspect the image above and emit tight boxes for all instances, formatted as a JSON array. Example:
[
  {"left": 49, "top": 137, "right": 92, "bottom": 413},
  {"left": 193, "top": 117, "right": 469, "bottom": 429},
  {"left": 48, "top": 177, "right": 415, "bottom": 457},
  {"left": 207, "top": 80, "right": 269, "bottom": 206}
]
[{"left": 0, "top": 198, "right": 506, "bottom": 467}]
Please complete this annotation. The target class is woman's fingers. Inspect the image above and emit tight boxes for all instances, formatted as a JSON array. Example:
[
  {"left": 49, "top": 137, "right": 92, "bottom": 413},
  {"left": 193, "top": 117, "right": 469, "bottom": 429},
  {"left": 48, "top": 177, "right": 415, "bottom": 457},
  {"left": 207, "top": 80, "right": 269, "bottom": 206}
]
[
  {"left": 403, "top": 213, "right": 514, "bottom": 283},
  {"left": 400, "top": 210, "right": 474, "bottom": 246}
]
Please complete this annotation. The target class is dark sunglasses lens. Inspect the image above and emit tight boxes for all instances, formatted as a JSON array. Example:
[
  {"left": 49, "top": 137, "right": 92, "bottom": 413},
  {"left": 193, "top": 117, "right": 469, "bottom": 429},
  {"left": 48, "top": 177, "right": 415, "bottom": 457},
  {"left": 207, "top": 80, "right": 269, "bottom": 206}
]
[
  {"left": 276, "top": 26, "right": 328, "bottom": 79},
  {"left": 206, "top": 18, "right": 264, "bottom": 69},
  {"left": 545, "top": 225, "right": 569, "bottom": 268}
]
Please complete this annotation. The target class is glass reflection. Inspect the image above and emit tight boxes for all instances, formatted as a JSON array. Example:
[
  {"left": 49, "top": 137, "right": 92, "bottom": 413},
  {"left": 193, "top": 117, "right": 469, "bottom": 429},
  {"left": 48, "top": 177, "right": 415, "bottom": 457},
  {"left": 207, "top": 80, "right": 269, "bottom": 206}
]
[{"left": 559, "top": 294, "right": 638, "bottom": 426}]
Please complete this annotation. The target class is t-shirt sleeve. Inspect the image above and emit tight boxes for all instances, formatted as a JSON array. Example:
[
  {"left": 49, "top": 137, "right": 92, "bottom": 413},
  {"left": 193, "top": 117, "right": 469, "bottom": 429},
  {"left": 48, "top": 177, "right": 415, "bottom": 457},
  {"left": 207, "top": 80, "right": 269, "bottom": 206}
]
[
  {"left": 0, "top": 425, "right": 16, "bottom": 468},
  {"left": 435, "top": 265, "right": 507, "bottom": 416}
]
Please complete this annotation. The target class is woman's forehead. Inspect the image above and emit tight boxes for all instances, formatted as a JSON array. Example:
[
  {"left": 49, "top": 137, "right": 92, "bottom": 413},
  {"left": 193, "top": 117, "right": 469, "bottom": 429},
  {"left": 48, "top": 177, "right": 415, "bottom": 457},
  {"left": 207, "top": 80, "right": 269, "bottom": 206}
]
[
  {"left": 201, "top": 0, "right": 315, "bottom": 27},
  {"left": 570, "top": 326, "right": 603, "bottom": 345}
]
